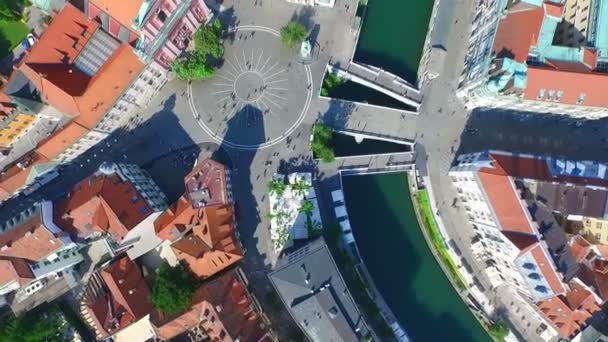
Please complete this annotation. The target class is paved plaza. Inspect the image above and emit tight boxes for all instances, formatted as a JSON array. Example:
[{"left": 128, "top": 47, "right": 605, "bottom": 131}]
[{"left": 189, "top": 26, "right": 312, "bottom": 149}]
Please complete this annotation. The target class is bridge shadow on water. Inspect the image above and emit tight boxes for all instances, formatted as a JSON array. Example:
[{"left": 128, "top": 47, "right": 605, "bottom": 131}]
[{"left": 341, "top": 173, "right": 490, "bottom": 342}]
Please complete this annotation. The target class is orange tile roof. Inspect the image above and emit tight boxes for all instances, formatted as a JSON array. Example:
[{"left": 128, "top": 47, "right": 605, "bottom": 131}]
[
  {"left": 0, "top": 152, "right": 49, "bottom": 200},
  {"left": 536, "top": 279, "right": 601, "bottom": 338},
  {"left": 492, "top": 3, "right": 545, "bottom": 63},
  {"left": 530, "top": 243, "right": 566, "bottom": 296},
  {"left": 87, "top": 256, "right": 153, "bottom": 337},
  {"left": 544, "top": 2, "right": 564, "bottom": 18},
  {"left": 55, "top": 173, "right": 152, "bottom": 241},
  {"left": 570, "top": 235, "right": 591, "bottom": 263},
  {"left": 154, "top": 196, "right": 200, "bottom": 241},
  {"left": 19, "top": 3, "right": 97, "bottom": 116},
  {"left": 36, "top": 122, "right": 88, "bottom": 160},
  {"left": 0, "top": 210, "right": 65, "bottom": 262},
  {"left": 524, "top": 65, "right": 608, "bottom": 108},
  {"left": 478, "top": 171, "right": 536, "bottom": 235},
  {"left": 152, "top": 269, "right": 268, "bottom": 341},
  {"left": 89, "top": 0, "right": 143, "bottom": 31},
  {"left": 72, "top": 44, "right": 143, "bottom": 129},
  {"left": 0, "top": 259, "right": 34, "bottom": 288},
  {"left": 19, "top": 3, "right": 143, "bottom": 127},
  {"left": 170, "top": 205, "right": 243, "bottom": 279}
]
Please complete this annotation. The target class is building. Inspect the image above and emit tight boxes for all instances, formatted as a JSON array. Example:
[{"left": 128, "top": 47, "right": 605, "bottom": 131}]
[
  {"left": 450, "top": 150, "right": 608, "bottom": 338},
  {"left": 459, "top": 0, "right": 608, "bottom": 117},
  {"left": 83, "top": 0, "right": 212, "bottom": 104},
  {"left": 268, "top": 238, "right": 370, "bottom": 342},
  {"left": 151, "top": 268, "right": 271, "bottom": 341},
  {"left": 0, "top": 4, "right": 151, "bottom": 201},
  {"left": 55, "top": 162, "right": 168, "bottom": 257},
  {"left": 184, "top": 158, "right": 233, "bottom": 209},
  {"left": 81, "top": 256, "right": 154, "bottom": 340},
  {"left": 0, "top": 202, "right": 84, "bottom": 313},
  {"left": 154, "top": 158, "right": 242, "bottom": 279}
]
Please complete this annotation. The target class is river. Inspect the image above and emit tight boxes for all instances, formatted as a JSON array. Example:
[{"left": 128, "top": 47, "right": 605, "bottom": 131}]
[{"left": 342, "top": 172, "right": 491, "bottom": 342}]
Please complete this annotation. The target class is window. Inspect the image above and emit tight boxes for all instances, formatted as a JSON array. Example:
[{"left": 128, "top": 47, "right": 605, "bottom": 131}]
[
  {"left": 597, "top": 222, "right": 603, "bottom": 230},
  {"left": 556, "top": 90, "right": 563, "bottom": 101},
  {"left": 157, "top": 10, "right": 167, "bottom": 23},
  {"left": 596, "top": 233, "right": 602, "bottom": 241},
  {"left": 577, "top": 93, "right": 586, "bottom": 104},
  {"left": 547, "top": 89, "right": 555, "bottom": 101},
  {"left": 586, "top": 220, "right": 592, "bottom": 227},
  {"left": 537, "top": 88, "right": 546, "bottom": 100}
]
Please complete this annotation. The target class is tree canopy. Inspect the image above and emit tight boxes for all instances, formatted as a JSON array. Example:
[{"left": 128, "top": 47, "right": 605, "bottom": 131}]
[
  {"left": 267, "top": 179, "right": 287, "bottom": 197},
  {"left": 0, "top": 306, "right": 67, "bottom": 342},
  {"left": 321, "top": 73, "right": 344, "bottom": 97},
  {"left": 299, "top": 198, "right": 314, "bottom": 216},
  {"left": 488, "top": 321, "right": 509, "bottom": 342},
  {"left": 311, "top": 123, "right": 335, "bottom": 163},
  {"left": 150, "top": 263, "right": 197, "bottom": 316},
  {"left": 173, "top": 52, "right": 215, "bottom": 80},
  {"left": 280, "top": 21, "right": 307, "bottom": 49},
  {"left": 195, "top": 19, "right": 224, "bottom": 59},
  {"left": 172, "top": 20, "right": 223, "bottom": 81},
  {"left": 0, "top": 0, "right": 21, "bottom": 21}
]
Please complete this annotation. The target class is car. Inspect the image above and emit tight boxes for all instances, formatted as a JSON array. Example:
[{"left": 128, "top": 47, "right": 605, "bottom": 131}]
[{"left": 26, "top": 33, "right": 35, "bottom": 47}]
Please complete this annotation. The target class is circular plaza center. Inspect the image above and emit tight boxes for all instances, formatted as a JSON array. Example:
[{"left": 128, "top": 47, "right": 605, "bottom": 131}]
[{"left": 188, "top": 26, "right": 312, "bottom": 150}]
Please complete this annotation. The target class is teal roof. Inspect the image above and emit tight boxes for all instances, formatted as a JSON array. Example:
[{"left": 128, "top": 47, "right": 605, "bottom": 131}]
[
  {"left": 25, "top": 163, "right": 58, "bottom": 185},
  {"left": 486, "top": 58, "right": 528, "bottom": 92},
  {"left": 594, "top": 0, "right": 608, "bottom": 60}
]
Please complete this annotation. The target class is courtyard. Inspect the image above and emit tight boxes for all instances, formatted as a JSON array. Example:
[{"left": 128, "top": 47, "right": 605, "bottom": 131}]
[{"left": 188, "top": 25, "right": 313, "bottom": 150}]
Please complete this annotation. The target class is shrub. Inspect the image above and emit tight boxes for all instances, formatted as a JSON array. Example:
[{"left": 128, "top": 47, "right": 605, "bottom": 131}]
[{"left": 280, "top": 21, "right": 307, "bottom": 49}]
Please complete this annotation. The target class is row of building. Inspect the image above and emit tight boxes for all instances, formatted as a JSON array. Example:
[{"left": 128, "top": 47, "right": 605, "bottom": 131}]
[
  {"left": 459, "top": 0, "right": 608, "bottom": 117},
  {"left": 0, "top": 0, "right": 211, "bottom": 201},
  {"left": 0, "top": 156, "right": 272, "bottom": 341},
  {"left": 450, "top": 150, "right": 608, "bottom": 340}
]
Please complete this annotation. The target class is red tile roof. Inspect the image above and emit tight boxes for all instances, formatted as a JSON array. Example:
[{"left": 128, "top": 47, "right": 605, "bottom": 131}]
[
  {"left": 492, "top": 3, "right": 545, "bottom": 63},
  {"left": 0, "top": 258, "right": 34, "bottom": 288},
  {"left": 536, "top": 279, "right": 601, "bottom": 338},
  {"left": 530, "top": 243, "right": 566, "bottom": 296},
  {"left": 184, "top": 159, "right": 229, "bottom": 209},
  {"left": 0, "top": 152, "right": 49, "bottom": 201},
  {"left": 87, "top": 256, "right": 153, "bottom": 338},
  {"left": 570, "top": 235, "right": 591, "bottom": 263},
  {"left": 0, "top": 210, "right": 65, "bottom": 262},
  {"left": 88, "top": 0, "right": 144, "bottom": 31},
  {"left": 152, "top": 269, "right": 269, "bottom": 341},
  {"left": 543, "top": 2, "right": 564, "bottom": 18},
  {"left": 55, "top": 173, "right": 152, "bottom": 241},
  {"left": 524, "top": 65, "right": 608, "bottom": 108},
  {"left": 36, "top": 122, "right": 88, "bottom": 160},
  {"left": 170, "top": 204, "right": 243, "bottom": 279},
  {"left": 154, "top": 196, "right": 200, "bottom": 241},
  {"left": 478, "top": 171, "right": 536, "bottom": 235}
]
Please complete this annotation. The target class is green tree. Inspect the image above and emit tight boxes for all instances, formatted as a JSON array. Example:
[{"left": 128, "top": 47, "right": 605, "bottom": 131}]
[
  {"left": 291, "top": 178, "right": 311, "bottom": 197},
  {"left": 172, "top": 52, "right": 215, "bottom": 81},
  {"left": 488, "top": 321, "right": 509, "bottom": 342},
  {"left": 280, "top": 21, "right": 307, "bottom": 49},
  {"left": 321, "top": 73, "right": 344, "bottom": 97},
  {"left": 299, "top": 198, "right": 314, "bottom": 216},
  {"left": 150, "top": 263, "right": 197, "bottom": 316},
  {"left": 267, "top": 179, "right": 286, "bottom": 197},
  {"left": 311, "top": 123, "right": 335, "bottom": 163},
  {"left": 0, "top": 0, "right": 20, "bottom": 21},
  {"left": 0, "top": 306, "right": 67, "bottom": 342},
  {"left": 194, "top": 19, "right": 224, "bottom": 59}
]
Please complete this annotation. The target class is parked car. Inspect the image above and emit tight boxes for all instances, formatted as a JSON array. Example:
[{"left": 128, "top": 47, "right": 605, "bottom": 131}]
[{"left": 26, "top": 33, "right": 35, "bottom": 47}]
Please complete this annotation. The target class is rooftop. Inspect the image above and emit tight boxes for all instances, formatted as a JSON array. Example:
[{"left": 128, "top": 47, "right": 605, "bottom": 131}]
[
  {"left": 151, "top": 269, "right": 269, "bottom": 341},
  {"left": 533, "top": 182, "right": 608, "bottom": 219},
  {"left": 55, "top": 171, "right": 153, "bottom": 241},
  {"left": 184, "top": 159, "right": 229, "bottom": 209},
  {"left": 88, "top": 0, "right": 144, "bottom": 32},
  {"left": 85, "top": 256, "right": 153, "bottom": 338},
  {"left": 269, "top": 239, "right": 368, "bottom": 341},
  {"left": 536, "top": 279, "right": 602, "bottom": 338}
]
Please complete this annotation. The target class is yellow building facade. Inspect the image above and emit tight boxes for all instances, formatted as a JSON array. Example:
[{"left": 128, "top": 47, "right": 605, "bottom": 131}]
[
  {"left": 582, "top": 217, "right": 608, "bottom": 245},
  {"left": 0, "top": 114, "right": 35, "bottom": 147}
]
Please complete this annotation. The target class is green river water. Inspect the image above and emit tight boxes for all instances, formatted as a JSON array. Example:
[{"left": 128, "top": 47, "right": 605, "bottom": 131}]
[
  {"left": 354, "top": 0, "right": 435, "bottom": 83},
  {"left": 342, "top": 172, "right": 491, "bottom": 342}
]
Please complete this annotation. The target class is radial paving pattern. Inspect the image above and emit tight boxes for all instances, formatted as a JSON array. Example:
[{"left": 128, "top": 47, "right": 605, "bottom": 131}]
[{"left": 189, "top": 26, "right": 312, "bottom": 150}]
